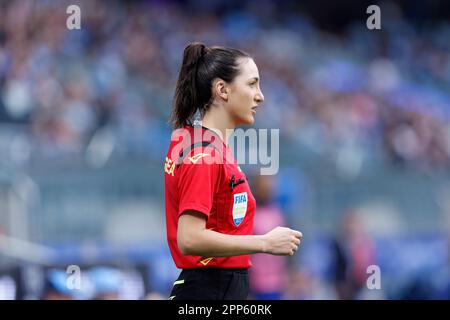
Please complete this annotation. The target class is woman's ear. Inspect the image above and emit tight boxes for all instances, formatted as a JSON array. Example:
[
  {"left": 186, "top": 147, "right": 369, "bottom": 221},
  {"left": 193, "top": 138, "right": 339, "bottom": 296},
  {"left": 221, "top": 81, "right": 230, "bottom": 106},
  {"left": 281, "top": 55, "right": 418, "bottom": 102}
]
[{"left": 213, "top": 79, "right": 228, "bottom": 101}]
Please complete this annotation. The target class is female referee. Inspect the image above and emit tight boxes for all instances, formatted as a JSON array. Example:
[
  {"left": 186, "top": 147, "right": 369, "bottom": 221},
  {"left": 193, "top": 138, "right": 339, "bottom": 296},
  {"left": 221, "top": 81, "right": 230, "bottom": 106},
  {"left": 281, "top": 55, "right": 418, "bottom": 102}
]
[{"left": 164, "top": 42, "right": 302, "bottom": 300}]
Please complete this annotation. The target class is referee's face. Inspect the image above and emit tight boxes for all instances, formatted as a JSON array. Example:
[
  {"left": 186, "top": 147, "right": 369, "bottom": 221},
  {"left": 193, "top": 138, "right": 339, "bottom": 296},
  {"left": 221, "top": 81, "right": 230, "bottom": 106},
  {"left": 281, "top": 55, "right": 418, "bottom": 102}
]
[{"left": 227, "top": 57, "right": 264, "bottom": 125}]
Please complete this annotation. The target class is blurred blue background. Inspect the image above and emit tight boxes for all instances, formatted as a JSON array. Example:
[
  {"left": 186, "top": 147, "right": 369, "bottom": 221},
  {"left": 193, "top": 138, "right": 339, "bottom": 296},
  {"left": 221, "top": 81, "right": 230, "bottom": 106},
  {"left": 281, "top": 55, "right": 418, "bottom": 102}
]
[{"left": 1, "top": 0, "right": 450, "bottom": 299}]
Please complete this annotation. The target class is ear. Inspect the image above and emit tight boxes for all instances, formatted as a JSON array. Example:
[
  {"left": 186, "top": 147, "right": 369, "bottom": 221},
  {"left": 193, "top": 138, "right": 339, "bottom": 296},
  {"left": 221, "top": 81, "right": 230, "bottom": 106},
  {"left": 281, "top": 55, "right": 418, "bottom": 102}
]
[{"left": 213, "top": 79, "right": 229, "bottom": 102}]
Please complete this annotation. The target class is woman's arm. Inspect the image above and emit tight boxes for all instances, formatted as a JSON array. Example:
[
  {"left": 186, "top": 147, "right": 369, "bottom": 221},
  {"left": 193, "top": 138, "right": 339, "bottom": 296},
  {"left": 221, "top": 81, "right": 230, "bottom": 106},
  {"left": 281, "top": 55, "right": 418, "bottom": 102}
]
[{"left": 177, "top": 211, "right": 302, "bottom": 257}]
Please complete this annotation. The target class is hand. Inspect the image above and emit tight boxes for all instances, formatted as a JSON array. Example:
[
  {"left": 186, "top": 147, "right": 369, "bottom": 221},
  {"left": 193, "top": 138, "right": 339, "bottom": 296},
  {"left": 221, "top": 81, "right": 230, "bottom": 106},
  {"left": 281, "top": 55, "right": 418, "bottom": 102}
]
[{"left": 262, "top": 226, "right": 303, "bottom": 256}]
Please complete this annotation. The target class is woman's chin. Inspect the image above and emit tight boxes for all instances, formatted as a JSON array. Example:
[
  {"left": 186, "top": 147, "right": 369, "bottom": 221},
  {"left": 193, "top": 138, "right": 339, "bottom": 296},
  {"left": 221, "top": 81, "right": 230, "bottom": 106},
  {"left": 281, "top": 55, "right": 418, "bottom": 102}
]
[
  {"left": 234, "top": 114, "right": 255, "bottom": 126},
  {"left": 243, "top": 115, "right": 255, "bottom": 125}
]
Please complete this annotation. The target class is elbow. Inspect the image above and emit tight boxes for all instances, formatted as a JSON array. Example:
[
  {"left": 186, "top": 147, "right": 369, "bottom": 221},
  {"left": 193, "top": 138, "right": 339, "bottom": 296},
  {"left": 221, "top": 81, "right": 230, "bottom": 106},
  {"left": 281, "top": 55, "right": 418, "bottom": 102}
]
[
  {"left": 178, "top": 236, "right": 192, "bottom": 255},
  {"left": 178, "top": 233, "right": 199, "bottom": 256}
]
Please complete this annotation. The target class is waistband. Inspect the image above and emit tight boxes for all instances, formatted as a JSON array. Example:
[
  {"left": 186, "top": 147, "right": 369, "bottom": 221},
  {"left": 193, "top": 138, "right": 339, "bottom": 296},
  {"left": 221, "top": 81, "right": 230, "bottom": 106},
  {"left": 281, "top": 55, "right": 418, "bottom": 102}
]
[{"left": 181, "top": 268, "right": 248, "bottom": 275}]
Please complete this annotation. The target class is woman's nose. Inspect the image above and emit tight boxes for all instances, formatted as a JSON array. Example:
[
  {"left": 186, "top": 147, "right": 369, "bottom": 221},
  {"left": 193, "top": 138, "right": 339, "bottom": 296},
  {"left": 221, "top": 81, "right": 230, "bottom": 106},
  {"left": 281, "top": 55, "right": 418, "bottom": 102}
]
[{"left": 255, "top": 91, "right": 264, "bottom": 104}]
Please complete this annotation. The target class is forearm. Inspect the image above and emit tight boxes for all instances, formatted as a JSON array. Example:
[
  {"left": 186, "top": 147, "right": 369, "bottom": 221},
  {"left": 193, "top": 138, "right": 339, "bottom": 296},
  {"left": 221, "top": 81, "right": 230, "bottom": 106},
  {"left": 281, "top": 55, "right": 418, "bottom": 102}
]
[{"left": 181, "top": 229, "right": 266, "bottom": 257}]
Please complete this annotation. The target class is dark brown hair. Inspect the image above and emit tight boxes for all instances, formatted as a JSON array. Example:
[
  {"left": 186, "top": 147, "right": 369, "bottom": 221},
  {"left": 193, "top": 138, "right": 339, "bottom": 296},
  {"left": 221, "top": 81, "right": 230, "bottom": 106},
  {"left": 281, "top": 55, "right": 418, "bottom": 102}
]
[{"left": 170, "top": 42, "right": 250, "bottom": 129}]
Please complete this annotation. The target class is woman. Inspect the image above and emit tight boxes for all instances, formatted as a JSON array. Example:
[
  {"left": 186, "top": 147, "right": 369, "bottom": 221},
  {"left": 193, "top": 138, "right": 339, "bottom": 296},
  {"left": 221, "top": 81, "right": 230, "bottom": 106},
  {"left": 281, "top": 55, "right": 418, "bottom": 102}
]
[{"left": 164, "top": 42, "right": 302, "bottom": 300}]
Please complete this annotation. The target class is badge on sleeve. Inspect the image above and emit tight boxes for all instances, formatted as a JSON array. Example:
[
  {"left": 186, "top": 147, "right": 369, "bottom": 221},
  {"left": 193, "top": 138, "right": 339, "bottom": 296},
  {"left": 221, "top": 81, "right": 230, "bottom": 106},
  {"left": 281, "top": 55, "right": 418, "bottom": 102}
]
[{"left": 232, "top": 192, "right": 248, "bottom": 226}]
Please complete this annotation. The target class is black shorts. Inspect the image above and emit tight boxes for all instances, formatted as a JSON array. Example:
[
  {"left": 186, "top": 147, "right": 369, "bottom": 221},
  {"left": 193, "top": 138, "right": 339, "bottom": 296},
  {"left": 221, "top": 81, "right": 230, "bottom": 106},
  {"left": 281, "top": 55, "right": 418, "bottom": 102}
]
[{"left": 169, "top": 268, "right": 249, "bottom": 300}]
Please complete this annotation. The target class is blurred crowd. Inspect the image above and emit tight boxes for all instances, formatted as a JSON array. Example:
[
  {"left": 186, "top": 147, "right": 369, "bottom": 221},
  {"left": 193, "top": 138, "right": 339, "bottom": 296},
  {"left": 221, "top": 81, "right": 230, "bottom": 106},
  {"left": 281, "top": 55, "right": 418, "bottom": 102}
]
[{"left": 0, "top": 0, "right": 449, "bottom": 170}]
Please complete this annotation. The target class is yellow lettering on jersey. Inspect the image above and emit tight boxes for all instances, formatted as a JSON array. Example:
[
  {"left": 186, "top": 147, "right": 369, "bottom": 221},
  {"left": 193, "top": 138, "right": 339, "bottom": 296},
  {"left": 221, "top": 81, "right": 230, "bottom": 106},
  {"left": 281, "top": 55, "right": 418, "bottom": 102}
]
[{"left": 164, "top": 157, "right": 175, "bottom": 176}]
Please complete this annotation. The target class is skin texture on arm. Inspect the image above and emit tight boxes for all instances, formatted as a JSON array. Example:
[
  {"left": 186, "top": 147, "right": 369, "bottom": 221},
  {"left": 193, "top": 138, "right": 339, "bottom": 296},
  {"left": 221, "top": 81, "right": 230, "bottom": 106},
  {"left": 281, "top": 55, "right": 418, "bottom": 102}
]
[{"left": 177, "top": 211, "right": 302, "bottom": 257}]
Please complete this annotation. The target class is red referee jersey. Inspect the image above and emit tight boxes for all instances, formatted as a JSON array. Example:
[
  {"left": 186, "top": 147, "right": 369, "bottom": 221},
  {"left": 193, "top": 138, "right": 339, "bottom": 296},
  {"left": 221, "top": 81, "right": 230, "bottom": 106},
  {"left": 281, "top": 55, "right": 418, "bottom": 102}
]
[{"left": 164, "top": 125, "right": 256, "bottom": 269}]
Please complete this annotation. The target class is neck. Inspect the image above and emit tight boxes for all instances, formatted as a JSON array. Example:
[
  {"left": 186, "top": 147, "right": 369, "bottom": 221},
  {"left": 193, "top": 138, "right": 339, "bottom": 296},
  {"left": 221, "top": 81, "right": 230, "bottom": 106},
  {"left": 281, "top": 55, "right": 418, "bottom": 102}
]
[{"left": 202, "top": 106, "right": 235, "bottom": 145}]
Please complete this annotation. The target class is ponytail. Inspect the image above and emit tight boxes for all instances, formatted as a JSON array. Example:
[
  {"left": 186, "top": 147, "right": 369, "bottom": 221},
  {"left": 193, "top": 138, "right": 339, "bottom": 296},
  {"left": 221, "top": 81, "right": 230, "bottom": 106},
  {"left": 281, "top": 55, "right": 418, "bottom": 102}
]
[{"left": 170, "top": 42, "right": 207, "bottom": 128}]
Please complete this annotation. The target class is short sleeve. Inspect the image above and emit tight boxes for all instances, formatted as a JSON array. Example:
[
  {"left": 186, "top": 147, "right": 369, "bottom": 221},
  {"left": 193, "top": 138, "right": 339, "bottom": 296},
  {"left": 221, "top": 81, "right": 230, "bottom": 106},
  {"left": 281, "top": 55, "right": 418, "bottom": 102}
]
[{"left": 177, "top": 148, "right": 222, "bottom": 219}]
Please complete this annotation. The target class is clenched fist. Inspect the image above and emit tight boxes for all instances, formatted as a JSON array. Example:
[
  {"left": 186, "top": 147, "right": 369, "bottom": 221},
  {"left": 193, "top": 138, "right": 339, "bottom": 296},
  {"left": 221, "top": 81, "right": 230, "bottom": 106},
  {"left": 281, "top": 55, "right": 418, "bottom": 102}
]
[{"left": 262, "top": 226, "right": 303, "bottom": 256}]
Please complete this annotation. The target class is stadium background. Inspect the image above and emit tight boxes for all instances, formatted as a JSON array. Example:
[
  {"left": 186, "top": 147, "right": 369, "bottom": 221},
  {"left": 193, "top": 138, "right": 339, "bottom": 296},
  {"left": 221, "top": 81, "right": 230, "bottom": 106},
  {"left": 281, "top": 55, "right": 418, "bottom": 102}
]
[{"left": 1, "top": 0, "right": 450, "bottom": 299}]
